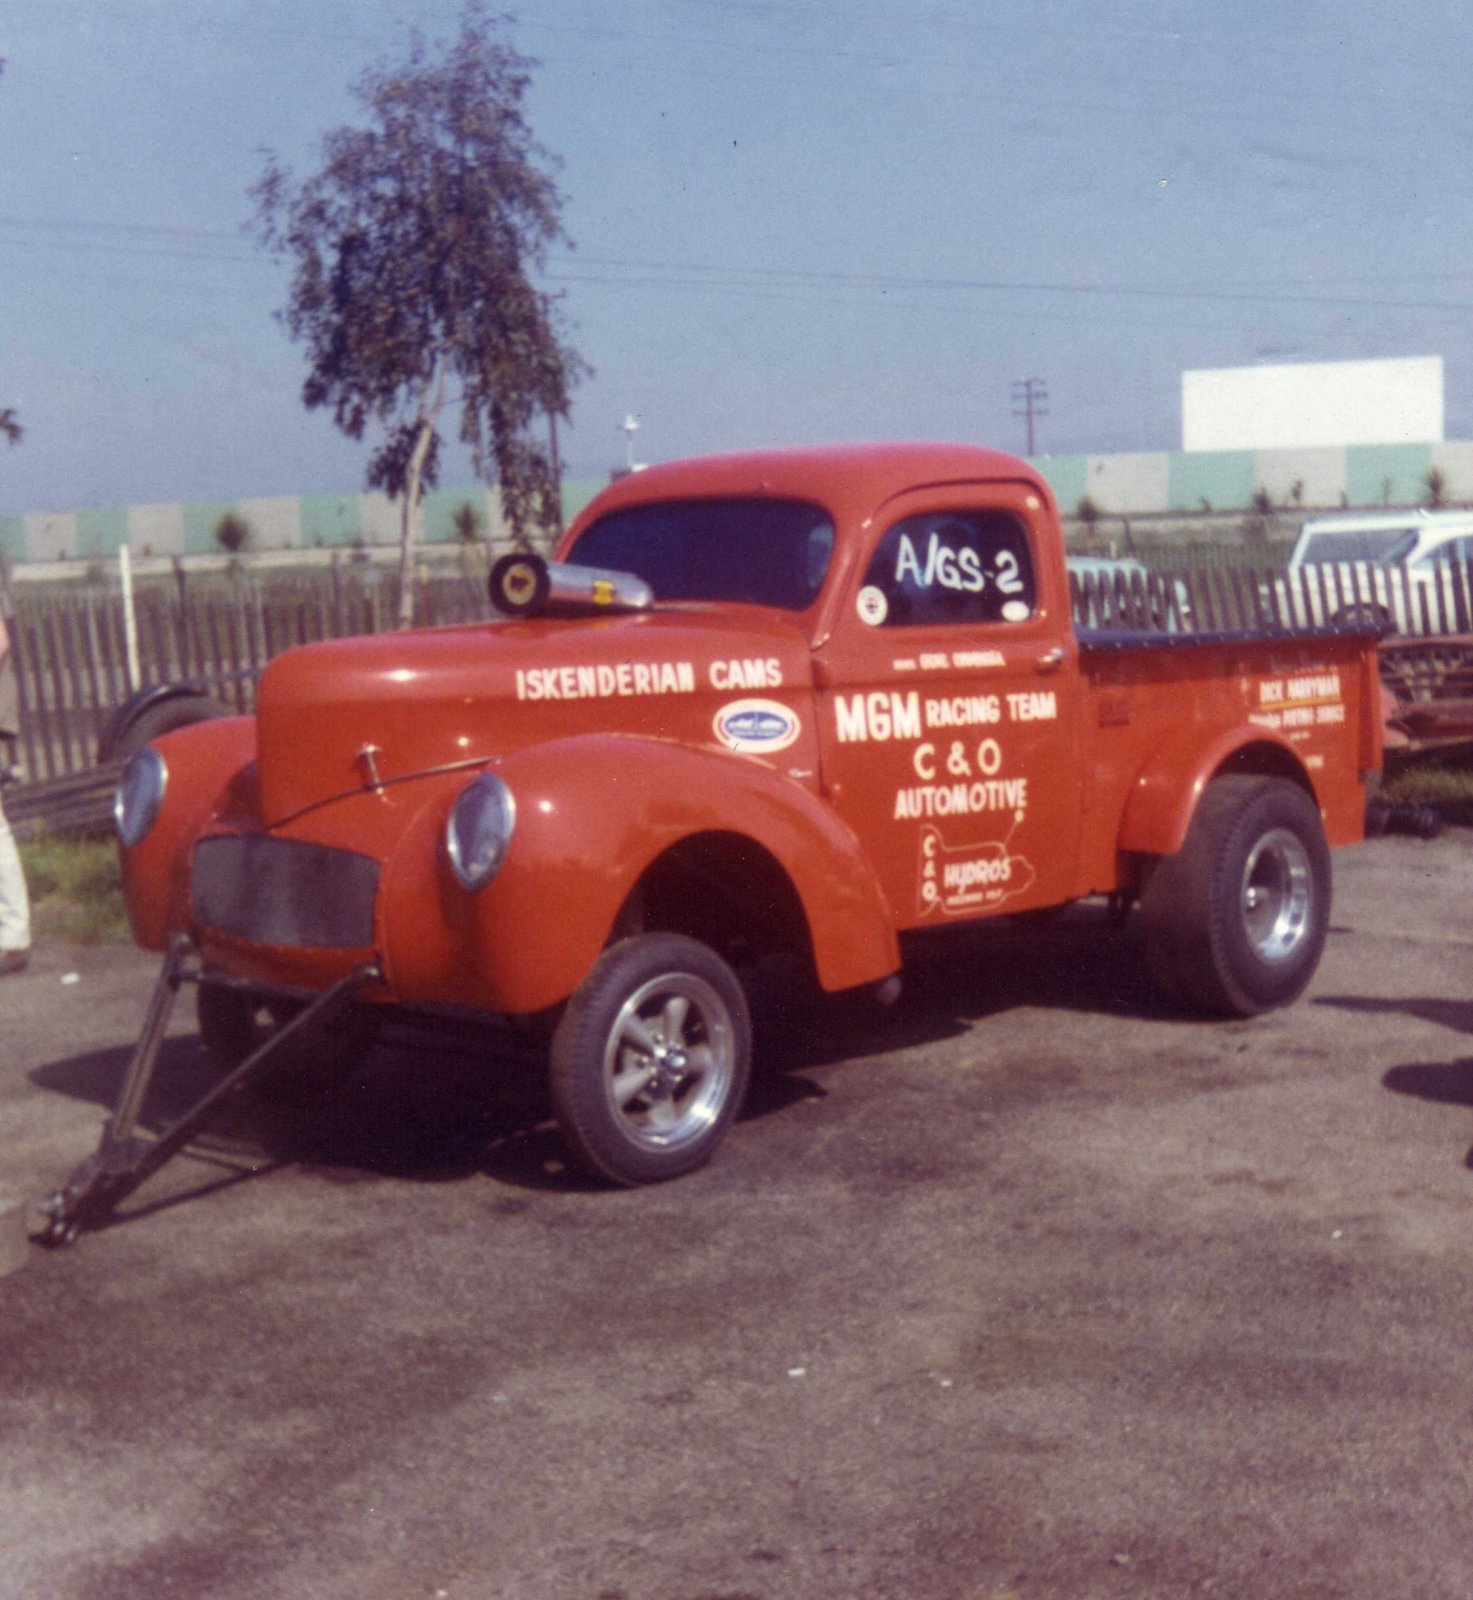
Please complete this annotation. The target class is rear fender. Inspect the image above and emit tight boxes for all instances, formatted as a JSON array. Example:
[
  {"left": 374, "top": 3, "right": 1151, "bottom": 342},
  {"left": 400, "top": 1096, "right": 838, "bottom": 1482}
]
[
  {"left": 381, "top": 734, "right": 900, "bottom": 1015},
  {"left": 1118, "top": 726, "right": 1314, "bottom": 858}
]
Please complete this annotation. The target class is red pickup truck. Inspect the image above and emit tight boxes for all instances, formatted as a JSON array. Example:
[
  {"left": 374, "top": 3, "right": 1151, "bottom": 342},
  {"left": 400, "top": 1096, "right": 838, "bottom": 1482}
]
[{"left": 102, "top": 443, "right": 1381, "bottom": 1197}]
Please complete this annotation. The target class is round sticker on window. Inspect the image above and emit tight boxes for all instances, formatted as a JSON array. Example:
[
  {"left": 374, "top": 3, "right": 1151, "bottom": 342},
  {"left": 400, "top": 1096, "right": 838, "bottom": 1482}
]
[
  {"left": 1001, "top": 599, "right": 1031, "bottom": 623},
  {"left": 857, "top": 585, "right": 888, "bottom": 626}
]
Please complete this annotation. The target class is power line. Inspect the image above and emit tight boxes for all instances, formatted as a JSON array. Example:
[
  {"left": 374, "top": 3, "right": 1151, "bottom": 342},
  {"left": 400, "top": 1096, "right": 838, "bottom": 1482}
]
[
  {"left": 554, "top": 256, "right": 1473, "bottom": 316},
  {"left": 0, "top": 213, "right": 248, "bottom": 243},
  {"left": 6, "top": 0, "right": 1462, "bottom": 140},
  {"left": 3, "top": 212, "right": 1473, "bottom": 321},
  {"left": 5, "top": 214, "right": 1472, "bottom": 302}
]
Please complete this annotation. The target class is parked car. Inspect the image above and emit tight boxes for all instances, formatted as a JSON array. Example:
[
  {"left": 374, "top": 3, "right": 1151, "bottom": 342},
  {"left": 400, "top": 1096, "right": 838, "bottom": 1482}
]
[{"left": 1273, "top": 509, "right": 1473, "bottom": 633}]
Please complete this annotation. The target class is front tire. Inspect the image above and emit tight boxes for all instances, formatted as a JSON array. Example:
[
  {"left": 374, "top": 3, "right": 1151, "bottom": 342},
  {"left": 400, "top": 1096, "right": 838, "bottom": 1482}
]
[
  {"left": 1140, "top": 776, "right": 1331, "bottom": 1017},
  {"left": 550, "top": 934, "right": 752, "bottom": 1186}
]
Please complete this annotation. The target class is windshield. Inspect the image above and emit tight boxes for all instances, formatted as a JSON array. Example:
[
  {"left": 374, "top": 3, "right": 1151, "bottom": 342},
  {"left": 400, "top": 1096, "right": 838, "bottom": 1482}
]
[
  {"left": 1298, "top": 527, "right": 1418, "bottom": 565},
  {"left": 568, "top": 497, "right": 836, "bottom": 610}
]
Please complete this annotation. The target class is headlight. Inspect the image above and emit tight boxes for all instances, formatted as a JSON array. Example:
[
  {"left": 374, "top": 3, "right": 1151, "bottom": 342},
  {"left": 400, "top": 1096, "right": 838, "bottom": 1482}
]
[
  {"left": 445, "top": 772, "right": 516, "bottom": 891},
  {"left": 114, "top": 746, "right": 167, "bottom": 847}
]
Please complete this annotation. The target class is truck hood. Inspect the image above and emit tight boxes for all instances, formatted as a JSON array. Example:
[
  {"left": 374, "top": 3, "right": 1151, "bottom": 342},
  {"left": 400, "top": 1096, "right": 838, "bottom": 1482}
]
[{"left": 253, "top": 606, "right": 816, "bottom": 827}]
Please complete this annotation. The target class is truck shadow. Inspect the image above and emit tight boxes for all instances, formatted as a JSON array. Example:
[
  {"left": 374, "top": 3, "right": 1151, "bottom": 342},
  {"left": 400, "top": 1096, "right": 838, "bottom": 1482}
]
[
  {"left": 1313, "top": 993, "right": 1473, "bottom": 1038},
  {"left": 29, "top": 906, "right": 1164, "bottom": 1209},
  {"left": 29, "top": 1028, "right": 578, "bottom": 1200},
  {"left": 790, "top": 905, "right": 1165, "bottom": 1072}
]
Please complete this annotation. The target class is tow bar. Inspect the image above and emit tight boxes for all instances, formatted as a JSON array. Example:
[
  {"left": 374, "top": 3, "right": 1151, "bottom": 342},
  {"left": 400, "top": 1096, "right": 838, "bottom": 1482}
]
[{"left": 37, "top": 936, "right": 381, "bottom": 1248}]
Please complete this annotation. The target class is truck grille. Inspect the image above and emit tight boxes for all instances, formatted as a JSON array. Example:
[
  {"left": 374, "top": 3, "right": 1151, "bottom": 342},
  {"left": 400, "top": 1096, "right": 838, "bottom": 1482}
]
[{"left": 191, "top": 836, "right": 379, "bottom": 949}]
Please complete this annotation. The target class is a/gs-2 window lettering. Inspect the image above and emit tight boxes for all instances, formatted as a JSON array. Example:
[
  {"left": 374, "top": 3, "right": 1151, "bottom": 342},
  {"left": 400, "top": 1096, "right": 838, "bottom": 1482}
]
[{"left": 860, "top": 510, "right": 1037, "bottom": 628}]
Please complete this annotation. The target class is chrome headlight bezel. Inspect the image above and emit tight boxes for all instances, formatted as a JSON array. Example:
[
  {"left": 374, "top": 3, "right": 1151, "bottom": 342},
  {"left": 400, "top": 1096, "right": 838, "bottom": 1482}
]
[
  {"left": 114, "top": 746, "right": 168, "bottom": 848},
  {"left": 445, "top": 771, "right": 516, "bottom": 892}
]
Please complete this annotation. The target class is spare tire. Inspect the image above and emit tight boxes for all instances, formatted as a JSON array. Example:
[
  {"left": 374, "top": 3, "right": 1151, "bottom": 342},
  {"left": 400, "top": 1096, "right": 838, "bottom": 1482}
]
[{"left": 111, "top": 692, "right": 231, "bottom": 759}]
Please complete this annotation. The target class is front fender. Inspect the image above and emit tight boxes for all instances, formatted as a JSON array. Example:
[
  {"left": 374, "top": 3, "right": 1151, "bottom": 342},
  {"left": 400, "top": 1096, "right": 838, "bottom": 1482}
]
[
  {"left": 1117, "top": 724, "right": 1312, "bottom": 858},
  {"left": 378, "top": 734, "right": 900, "bottom": 1014},
  {"left": 120, "top": 716, "right": 258, "bottom": 949}
]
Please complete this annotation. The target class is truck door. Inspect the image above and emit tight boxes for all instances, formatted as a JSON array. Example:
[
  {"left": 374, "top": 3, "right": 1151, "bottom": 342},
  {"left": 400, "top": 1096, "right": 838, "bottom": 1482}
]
[{"left": 813, "top": 484, "right": 1080, "bottom": 929}]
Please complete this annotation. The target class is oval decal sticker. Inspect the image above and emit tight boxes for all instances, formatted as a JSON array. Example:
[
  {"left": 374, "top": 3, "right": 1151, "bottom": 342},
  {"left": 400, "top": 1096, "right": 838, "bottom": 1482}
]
[{"left": 713, "top": 698, "right": 801, "bottom": 754}]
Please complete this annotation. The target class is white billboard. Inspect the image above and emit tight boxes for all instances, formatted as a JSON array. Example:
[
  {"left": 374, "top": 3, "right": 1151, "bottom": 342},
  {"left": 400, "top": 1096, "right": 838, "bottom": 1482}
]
[{"left": 1182, "top": 357, "right": 1444, "bottom": 450}]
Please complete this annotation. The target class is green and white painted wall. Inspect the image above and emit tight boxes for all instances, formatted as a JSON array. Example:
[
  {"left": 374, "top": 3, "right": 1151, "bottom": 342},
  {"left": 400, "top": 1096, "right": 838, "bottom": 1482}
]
[
  {"left": 5, "top": 441, "right": 1473, "bottom": 567},
  {"left": 1031, "top": 439, "right": 1473, "bottom": 519},
  {"left": 0, "top": 478, "right": 609, "bottom": 566}
]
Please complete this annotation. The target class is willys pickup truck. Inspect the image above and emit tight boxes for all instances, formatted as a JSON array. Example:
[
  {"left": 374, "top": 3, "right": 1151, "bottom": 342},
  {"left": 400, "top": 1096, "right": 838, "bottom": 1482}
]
[{"left": 43, "top": 443, "right": 1383, "bottom": 1238}]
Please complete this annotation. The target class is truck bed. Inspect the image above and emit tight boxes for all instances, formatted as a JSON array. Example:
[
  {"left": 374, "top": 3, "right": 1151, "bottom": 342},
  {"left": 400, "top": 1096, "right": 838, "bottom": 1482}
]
[{"left": 1072, "top": 622, "right": 1381, "bottom": 892}]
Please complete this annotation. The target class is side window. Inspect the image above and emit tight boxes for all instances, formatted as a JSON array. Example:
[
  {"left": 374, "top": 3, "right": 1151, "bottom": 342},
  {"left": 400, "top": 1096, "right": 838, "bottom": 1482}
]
[
  {"left": 858, "top": 509, "right": 1037, "bottom": 628},
  {"left": 1413, "top": 535, "right": 1473, "bottom": 571}
]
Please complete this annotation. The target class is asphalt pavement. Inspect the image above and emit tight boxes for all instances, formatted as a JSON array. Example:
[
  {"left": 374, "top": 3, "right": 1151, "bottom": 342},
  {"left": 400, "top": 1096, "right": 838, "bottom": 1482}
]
[{"left": 1, "top": 831, "right": 1472, "bottom": 1600}]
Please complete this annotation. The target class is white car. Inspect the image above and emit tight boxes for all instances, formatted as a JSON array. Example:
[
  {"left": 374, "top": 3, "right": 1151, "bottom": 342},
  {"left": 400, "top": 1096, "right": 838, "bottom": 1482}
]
[{"left": 1273, "top": 510, "right": 1473, "bottom": 634}]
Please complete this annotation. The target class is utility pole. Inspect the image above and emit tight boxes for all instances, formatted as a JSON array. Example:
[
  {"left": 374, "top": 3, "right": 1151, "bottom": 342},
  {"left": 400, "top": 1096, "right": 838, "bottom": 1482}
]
[{"left": 1011, "top": 378, "right": 1048, "bottom": 456}]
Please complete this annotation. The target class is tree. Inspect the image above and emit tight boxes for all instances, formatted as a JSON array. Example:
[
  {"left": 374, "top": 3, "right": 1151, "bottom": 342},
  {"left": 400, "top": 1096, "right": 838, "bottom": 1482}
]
[
  {"left": 252, "top": 4, "right": 586, "bottom": 625},
  {"left": 452, "top": 500, "right": 482, "bottom": 543},
  {"left": 214, "top": 511, "right": 252, "bottom": 553}
]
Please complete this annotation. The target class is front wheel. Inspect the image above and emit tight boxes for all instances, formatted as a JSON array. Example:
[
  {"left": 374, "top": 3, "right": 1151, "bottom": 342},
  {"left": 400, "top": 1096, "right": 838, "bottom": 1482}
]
[
  {"left": 1139, "top": 776, "right": 1331, "bottom": 1017},
  {"left": 550, "top": 934, "right": 752, "bottom": 1186}
]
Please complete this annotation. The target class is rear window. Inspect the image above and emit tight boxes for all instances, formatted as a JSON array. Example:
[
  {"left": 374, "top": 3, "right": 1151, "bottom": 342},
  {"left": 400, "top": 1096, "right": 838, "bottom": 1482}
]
[
  {"left": 568, "top": 498, "right": 835, "bottom": 610},
  {"left": 1298, "top": 528, "right": 1418, "bottom": 565}
]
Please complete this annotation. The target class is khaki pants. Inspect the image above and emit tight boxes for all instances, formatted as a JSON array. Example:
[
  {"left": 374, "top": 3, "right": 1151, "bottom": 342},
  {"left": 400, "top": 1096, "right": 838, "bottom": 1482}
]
[{"left": 0, "top": 785, "right": 28, "bottom": 952}]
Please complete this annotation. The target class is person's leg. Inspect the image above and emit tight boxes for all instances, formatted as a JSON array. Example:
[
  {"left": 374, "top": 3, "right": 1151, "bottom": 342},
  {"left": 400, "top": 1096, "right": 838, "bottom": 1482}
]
[{"left": 0, "top": 790, "right": 31, "bottom": 962}]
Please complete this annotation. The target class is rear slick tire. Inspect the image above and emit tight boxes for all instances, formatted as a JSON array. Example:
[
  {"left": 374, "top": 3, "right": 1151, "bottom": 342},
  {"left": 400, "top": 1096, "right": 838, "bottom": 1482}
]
[
  {"left": 550, "top": 934, "right": 752, "bottom": 1186},
  {"left": 1140, "top": 775, "right": 1331, "bottom": 1018}
]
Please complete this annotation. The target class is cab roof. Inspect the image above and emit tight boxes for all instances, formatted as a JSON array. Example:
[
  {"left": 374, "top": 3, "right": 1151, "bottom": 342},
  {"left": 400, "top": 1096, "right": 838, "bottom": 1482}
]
[{"left": 566, "top": 442, "right": 1053, "bottom": 540}]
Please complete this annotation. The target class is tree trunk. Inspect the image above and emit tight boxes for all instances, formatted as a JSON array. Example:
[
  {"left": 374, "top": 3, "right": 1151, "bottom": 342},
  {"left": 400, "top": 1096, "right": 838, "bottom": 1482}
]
[{"left": 394, "top": 369, "right": 444, "bottom": 630}]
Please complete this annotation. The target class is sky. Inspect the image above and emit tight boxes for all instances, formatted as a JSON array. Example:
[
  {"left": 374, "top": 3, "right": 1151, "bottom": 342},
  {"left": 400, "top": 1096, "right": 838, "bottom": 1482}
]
[{"left": 1, "top": 0, "right": 1471, "bottom": 516}]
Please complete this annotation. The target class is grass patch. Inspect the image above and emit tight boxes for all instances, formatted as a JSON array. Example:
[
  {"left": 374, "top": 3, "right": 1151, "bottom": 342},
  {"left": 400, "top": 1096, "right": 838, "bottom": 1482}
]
[
  {"left": 1380, "top": 756, "right": 1473, "bottom": 808},
  {"left": 17, "top": 831, "right": 130, "bottom": 945}
]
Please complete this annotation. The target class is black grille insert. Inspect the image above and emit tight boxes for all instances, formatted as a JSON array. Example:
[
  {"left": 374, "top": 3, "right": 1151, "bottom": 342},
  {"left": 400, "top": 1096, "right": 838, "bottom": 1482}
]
[{"left": 192, "top": 836, "right": 379, "bottom": 949}]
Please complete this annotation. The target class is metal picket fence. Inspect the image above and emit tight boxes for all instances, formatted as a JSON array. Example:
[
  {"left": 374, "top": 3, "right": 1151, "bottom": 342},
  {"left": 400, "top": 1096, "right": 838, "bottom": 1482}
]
[
  {"left": 6, "top": 548, "right": 1473, "bottom": 831},
  {"left": 5, "top": 566, "right": 492, "bottom": 804}
]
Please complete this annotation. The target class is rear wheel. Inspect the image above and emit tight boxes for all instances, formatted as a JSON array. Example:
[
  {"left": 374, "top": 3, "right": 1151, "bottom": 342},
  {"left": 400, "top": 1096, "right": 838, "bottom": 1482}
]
[
  {"left": 197, "top": 984, "right": 377, "bottom": 1102},
  {"left": 550, "top": 934, "right": 751, "bottom": 1185},
  {"left": 1140, "top": 776, "right": 1331, "bottom": 1017}
]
